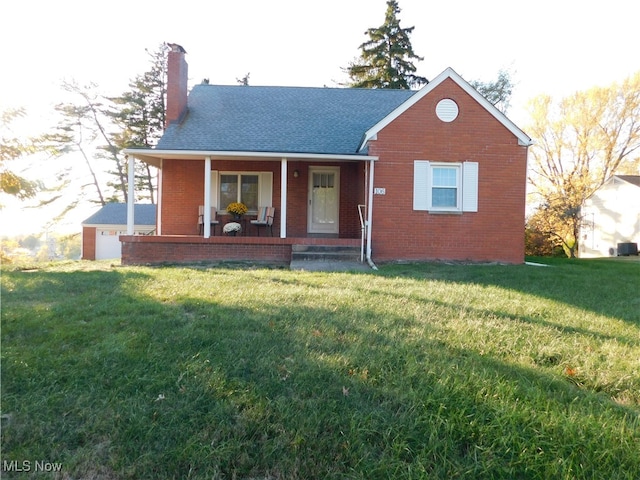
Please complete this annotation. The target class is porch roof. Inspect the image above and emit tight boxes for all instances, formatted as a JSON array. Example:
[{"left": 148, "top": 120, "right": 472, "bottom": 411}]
[{"left": 124, "top": 149, "right": 378, "bottom": 168}]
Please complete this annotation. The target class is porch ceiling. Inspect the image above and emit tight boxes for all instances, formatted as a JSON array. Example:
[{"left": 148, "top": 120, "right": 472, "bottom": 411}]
[{"left": 123, "top": 148, "right": 376, "bottom": 168}]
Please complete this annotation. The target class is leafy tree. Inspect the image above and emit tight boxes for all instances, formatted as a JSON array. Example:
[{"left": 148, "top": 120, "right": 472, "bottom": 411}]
[
  {"left": 345, "top": 0, "right": 427, "bottom": 89},
  {"left": 469, "top": 68, "right": 514, "bottom": 113},
  {"left": 527, "top": 72, "right": 640, "bottom": 257},
  {"left": 525, "top": 211, "right": 565, "bottom": 257},
  {"left": 0, "top": 108, "right": 39, "bottom": 201}
]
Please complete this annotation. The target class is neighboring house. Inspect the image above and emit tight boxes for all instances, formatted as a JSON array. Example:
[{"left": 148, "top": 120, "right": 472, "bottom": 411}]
[
  {"left": 121, "top": 44, "right": 531, "bottom": 266},
  {"left": 82, "top": 203, "right": 156, "bottom": 260},
  {"left": 580, "top": 175, "right": 640, "bottom": 257}
]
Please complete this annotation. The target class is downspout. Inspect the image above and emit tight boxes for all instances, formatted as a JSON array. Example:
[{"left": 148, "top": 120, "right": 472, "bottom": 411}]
[{"left": 366, "top": 158, "right": 378, "bottom": 270}]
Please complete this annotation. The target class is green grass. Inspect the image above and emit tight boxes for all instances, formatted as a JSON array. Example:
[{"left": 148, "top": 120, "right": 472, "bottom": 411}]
[{"left": 1, "top": 258, "right": 639, "bottom": 479}]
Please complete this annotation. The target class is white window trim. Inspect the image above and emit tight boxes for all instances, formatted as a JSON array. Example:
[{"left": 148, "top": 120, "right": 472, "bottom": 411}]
[
  {"left": 413, "top": 161, "right": 478, "bottom": 213},
  {"left": 212, "top": 171, "right": 273, "bottom": 214},
  {"left": 430, "top": 163, "right": 462, "bottom": 212}
]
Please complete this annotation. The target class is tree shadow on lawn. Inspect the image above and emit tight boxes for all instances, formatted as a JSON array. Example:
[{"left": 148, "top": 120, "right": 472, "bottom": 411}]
[
  {"left": 377, "top": 259, "right": 640, "bottom": 327},
  {"left": 125, "top": 299, "right": 640, "bottom": 478},
  {"left": 2, "top": 266, "right": 639, "bottom": 479}
]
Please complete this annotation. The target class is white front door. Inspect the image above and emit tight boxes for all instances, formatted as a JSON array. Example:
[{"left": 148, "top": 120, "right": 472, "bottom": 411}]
[{"left": 308, "top": 167, "right": 340, "bottom": 234}]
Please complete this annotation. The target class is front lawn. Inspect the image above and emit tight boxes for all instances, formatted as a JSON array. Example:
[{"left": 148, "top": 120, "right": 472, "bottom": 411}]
[{"left": 2, "top": 258, "right": 639, "bottom": 479}]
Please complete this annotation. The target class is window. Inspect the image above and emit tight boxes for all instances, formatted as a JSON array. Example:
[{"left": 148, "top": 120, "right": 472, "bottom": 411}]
[
  {"left": 211, "top": 171, "right": 273, "bottom": 214},
  {"left": 220, "top": 174, "right": 259, "bottom": 211},
  {"left": 431, "top": 166, "right": 459, "bottom": 208},
  {"left": 413, "top": 161, "right": 478, "bottom": 213}
]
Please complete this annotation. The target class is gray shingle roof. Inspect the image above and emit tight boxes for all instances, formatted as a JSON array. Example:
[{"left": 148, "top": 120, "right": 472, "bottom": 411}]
[
  {"left": 617, "top": 175, "right": 640, "bottom": 187},
  {"left": 82, "top": 203, "right": 156, "bottom": 226},
  {"left": 156, "top": 85, "right": 416, "bottom": 154}
]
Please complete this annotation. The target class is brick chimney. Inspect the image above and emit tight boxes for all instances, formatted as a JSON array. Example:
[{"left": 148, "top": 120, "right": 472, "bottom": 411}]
[{"left": 166, "top": 43, "right": 188, "bottom": 128}]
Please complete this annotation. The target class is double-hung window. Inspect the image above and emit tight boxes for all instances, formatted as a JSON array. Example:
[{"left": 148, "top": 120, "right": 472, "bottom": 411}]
[
  {"left": 211, "top": 171, "right": 273, "bottom": 214},
  {"left": 431, "top": 165, "right": 460, "bottom": 209},
  {"left": 413, "top": 161, "right": 478, "bottom": 213},
  {"left": 220, "top": 174, "right": 259, "bottom": 212}
]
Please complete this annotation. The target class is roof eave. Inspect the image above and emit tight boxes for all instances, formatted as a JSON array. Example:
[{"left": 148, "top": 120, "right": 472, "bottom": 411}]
[{"left": 124, "top": 148, "right": 378, "bottom": 165}]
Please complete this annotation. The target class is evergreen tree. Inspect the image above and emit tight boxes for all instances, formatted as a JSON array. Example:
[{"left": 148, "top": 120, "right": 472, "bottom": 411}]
[
  {"left": 345, "top": 0, "right": 427, "bottom": 89},
  {"left": 109, "top": 43, "right": 169, "bottom": 204}
]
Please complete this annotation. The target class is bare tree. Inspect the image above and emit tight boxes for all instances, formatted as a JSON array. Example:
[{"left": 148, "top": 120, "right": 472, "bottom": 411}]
[{"left": 61, "top": 80, "right": 130, "bottom": 202}]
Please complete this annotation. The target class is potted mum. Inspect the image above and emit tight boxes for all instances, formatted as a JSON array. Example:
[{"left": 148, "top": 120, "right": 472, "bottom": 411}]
[{"left": 226, "top": 202, "right": 248, "bottom": 220}]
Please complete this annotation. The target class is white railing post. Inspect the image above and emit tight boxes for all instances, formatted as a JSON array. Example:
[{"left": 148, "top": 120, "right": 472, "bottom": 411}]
[
  {"left": 280, "top": 158, "right": 288, "bottom": 238},
  {"left": 127, "top": 155, "right": 135, "bottom": 235},
  {"left": 204, "top": 156, "right": 211, "bottom": 238}
]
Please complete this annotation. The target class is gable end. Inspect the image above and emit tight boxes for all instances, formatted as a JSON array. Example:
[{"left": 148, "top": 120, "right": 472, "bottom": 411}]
[{"left": 359, "top": 67, "right": 532, "bottom": 151}]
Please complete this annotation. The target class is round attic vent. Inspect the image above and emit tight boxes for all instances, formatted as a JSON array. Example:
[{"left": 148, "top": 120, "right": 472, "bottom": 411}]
[{"left": 435, "top": 99, "right": 459, "bottom": 122}]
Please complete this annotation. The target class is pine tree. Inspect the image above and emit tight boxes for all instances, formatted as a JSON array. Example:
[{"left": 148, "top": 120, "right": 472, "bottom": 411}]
[
  {"left": 345, "top": 0, "right": 427, "bottom": 89},
  {"left": 109, "top": 43, "right": 169, "bottom": 204}
]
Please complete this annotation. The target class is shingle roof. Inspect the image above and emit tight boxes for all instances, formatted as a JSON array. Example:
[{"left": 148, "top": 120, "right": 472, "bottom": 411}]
[
  {"left": 82, "top": 203, "right": 156, "bottom": 226},
  {"left": 617, "top": 175, "right": 640, "bottom": 187},
  {"left": 156, "top": 85, "right": 416, "bottom": 154}
]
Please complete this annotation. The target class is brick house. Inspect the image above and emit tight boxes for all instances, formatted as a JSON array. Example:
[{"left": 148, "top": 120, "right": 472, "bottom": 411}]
[{"left": 121, "top": 44, "right": 532, "bottom": 266}]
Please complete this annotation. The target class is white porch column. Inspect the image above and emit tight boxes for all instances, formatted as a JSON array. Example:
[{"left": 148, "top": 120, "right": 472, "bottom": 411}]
[
  {"left": 280, "top": 158, "right": 288, "bottom": 238},
  {"left": 366, "top": 158, "right": 375, "bottom": 260},
  {"left": 127, "top": 155, "right": 135, "bottom": 235},
  {"left": 156, "top": 160, "right": 163, "bottom": 235},
  {"left": 203, "top": 156, "right": 211, "bottom": 238}
]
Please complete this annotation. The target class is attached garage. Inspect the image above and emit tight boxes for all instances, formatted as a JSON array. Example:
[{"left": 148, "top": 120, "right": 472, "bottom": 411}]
[{"left": 82, "top": 203, "right": 156, "bottom": 260}]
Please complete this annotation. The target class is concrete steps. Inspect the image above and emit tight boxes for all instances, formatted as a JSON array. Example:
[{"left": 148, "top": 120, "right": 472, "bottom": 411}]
[{"left": 290, "top": 245, "right": 369, "bottom": 271}]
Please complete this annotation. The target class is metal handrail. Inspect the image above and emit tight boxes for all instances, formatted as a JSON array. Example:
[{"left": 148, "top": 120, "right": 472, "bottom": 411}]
[{"left": 358, "top": 204, "right": 366, "bottom": 263}]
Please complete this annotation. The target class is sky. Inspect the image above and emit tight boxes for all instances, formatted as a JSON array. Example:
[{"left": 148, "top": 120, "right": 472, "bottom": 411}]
[{"left": 1, "top": 0, "right": 639, "bottom": 237}]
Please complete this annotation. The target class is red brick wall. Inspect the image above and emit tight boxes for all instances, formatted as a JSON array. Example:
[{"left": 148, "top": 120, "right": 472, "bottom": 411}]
[
  {"left": 285, "top": 162, "right": 363, "bottom": 238},
  {"left": 340, "top": 162, "right": 366, "bottom": 238},
  {"left": 121, "top": 236, "right": 290, "bottom": 265},
  {"left": 160, "top": 160, "right": 204, "bottom": 235},
  {"left": 81, "top": 226, "right": 96, "bottom": 260},
  {"left": 285, "top": 161, "right": 308, "bottom": 237},
  {"left": 368, "top": 78, "right": 528, "bottom": 264},
  {"left": 160, "top": 159, "right": 363, "bottom": 238},
  {"left": 160, "top": 159, "right": 283, "bottom": 235}
]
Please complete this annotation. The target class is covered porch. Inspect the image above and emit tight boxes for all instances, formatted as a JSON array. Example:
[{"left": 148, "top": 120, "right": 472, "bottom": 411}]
[{"left": 121, "top": 149, "right": 377, "bottom": 266}]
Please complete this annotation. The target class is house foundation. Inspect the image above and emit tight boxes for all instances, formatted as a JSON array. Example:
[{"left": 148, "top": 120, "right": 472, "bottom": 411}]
[{"left": 120, "top": 235, "right": 361, "bottom": 266}]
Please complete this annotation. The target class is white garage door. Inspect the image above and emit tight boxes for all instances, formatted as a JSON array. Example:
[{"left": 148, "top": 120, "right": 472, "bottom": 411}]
[{"left": 96, "top": 230, "right": 124, "bottom": 260}]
